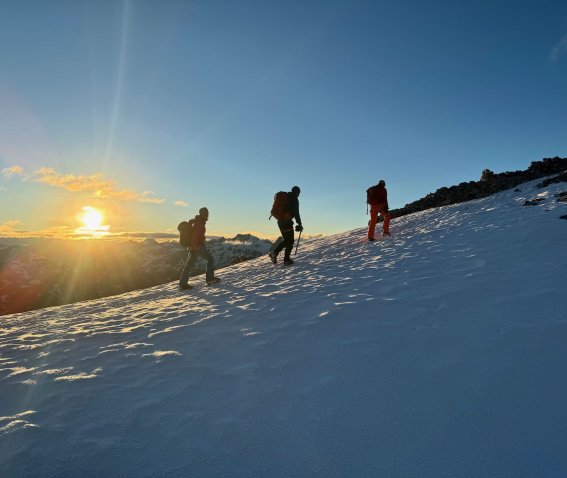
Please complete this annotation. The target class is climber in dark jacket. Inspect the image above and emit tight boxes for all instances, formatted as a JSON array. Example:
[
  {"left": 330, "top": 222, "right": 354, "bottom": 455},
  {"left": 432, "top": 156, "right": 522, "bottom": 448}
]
[
  {"left": 179, "top": 207, "right": 220, "bottom": 290},
  {"left": 269, "top": 186, "right": 303, "bottom": 265}
]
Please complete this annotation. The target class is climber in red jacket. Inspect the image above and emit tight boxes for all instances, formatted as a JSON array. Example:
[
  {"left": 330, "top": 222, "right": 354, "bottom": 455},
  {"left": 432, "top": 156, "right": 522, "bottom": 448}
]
[{"left": 366, "top": 180, "right": 391, "bottom": 240}]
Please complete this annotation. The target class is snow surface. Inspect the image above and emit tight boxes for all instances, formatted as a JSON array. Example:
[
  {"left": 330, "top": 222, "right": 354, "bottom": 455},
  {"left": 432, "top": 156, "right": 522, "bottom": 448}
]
[{"left": 1, "top": 178, "right": 567, "bottom": 477}]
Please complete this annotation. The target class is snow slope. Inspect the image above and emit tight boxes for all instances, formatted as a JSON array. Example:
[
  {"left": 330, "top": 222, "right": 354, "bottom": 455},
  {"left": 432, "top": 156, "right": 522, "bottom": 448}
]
[{"left": 1, "top": 178, "right": 567, "bottom": 477}]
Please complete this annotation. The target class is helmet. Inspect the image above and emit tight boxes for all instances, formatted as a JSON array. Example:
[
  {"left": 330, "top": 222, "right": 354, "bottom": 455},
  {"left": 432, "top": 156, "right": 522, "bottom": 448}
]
[
  {"left": 291, "top": 185, "right": 301, "bottom": 195},
  {"left": 199, "top": 207, "right": 209, "bottom": 216}
]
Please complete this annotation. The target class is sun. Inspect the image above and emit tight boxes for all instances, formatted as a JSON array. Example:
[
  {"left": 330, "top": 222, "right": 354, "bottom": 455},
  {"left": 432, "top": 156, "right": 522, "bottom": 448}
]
[
  {"left": 76, "top": 206, "right": 110, "bottom": 236},
  {"left": 81, "top": 207, "right": 103, "bottom": 229}
]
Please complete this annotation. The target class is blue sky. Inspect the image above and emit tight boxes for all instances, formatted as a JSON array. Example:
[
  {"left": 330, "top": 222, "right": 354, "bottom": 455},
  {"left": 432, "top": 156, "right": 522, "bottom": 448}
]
[{"left": 1, "top": 0, "right": 566, "bottom": 238}]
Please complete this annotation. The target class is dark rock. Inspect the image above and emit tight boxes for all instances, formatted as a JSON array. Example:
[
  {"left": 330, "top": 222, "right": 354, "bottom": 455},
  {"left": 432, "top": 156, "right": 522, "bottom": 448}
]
[
  {"left": 523, "top": 198, "right": 545, "bottom": 206},
  {"left": 232, "top": 234, "right": 255, "bottom": 242},
  {"left": 392, "top": 157, "right": 567, "bottom": 219},
  {"left": 536, "top": 171, "right": 567, "bottom": 188},
  {"left": 142, "top": 238, "right": 160, "bottom": 247}
]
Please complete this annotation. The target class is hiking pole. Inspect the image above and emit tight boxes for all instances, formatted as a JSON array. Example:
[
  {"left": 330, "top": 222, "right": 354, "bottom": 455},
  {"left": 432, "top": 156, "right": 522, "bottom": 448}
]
[{"left": 294, "top": 230, "right": 302, "bottom": 256}]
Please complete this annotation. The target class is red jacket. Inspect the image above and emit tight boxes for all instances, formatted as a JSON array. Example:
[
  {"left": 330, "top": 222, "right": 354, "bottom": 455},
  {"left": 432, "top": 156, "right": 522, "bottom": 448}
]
[{"left": 191, "top": 215, "right": 206, "bottom": 251}]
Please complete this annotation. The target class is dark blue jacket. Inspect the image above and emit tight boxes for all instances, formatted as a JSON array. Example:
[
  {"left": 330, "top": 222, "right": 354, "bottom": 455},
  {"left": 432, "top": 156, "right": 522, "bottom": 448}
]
[{"left": 285, "top": 191, "right": 302, "bottom": 226}]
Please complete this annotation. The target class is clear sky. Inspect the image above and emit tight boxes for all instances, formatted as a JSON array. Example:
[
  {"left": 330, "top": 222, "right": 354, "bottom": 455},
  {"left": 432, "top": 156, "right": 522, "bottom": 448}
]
[{"left": 1, "top": 0, "right": 566, "bottom": 239}]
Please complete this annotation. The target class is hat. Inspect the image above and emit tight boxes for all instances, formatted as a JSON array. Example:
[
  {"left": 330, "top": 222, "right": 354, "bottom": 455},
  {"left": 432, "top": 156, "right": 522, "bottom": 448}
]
[
  {"left": 378, "top": 180, "right": 385, "bottom": 186},
  {"left": 291, "top": 186, "right": 301, "bottom": 195},
  {"left": 199, "top": 207, "right": 209, "bottom": 216}
]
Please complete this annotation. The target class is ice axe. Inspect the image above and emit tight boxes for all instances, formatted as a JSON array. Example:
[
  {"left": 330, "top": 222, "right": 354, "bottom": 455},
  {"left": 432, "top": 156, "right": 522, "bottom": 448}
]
[{"left": 294, "top": 230, "right": 302, "bottom": 256}]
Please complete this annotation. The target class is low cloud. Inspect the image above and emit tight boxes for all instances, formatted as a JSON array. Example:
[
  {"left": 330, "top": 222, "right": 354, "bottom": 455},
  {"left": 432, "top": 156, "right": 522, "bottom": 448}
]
[
  {"left": 1, "top": 165, "right": 165, "bottom": 204},
  {"left": 0, "top": 226, "right": 179, "bottom": 241},
  {"left": 0, "top": 220, "right": 24, "bottom": 235},
  {"left": 551, "top": 35, "right": 567, "bottom": 62},
  {"left": 0, "top": 165, "right": 171, "bottom": 206},
  {"left": 32, "top": 167, "right": 165, "bottom": 203},
  {"left": 174, "top": 200, "right": 189, "bottom": 207},
  {"left": 1, "top": 165, "right": 24, "bottom": 179},
  {"left": 0, "top": 224, "right": 74, "bottom": 239},
  {"left": 112, "top": 232, "right": 178, "bottom": 239}
]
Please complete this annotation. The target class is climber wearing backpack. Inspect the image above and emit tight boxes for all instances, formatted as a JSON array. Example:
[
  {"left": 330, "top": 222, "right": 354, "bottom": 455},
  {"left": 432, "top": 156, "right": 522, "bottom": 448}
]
[
  {"left": 268, "top": 186, "right": 303, "bottom": 265},
  {"left": 367, "top": 179, "right": 391, "bottom": 240},
  {"left": 178, "top": 207, "right": 220, "bottom": 290}
]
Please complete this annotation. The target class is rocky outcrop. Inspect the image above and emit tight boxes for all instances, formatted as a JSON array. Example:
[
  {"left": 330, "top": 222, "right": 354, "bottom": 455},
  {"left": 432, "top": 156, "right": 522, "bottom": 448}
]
[
  {"left": 537, "top": 171, "right": 567, "bottom": 188},
  {"left": 392, "top": 156, "right": 567, "bottom": 218}
]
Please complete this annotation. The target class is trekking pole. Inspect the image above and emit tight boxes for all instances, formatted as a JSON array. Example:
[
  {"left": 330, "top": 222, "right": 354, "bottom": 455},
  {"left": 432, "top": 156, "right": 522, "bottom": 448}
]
[{"left": 294, "top": 230, "right": 302, "bottom": 256}]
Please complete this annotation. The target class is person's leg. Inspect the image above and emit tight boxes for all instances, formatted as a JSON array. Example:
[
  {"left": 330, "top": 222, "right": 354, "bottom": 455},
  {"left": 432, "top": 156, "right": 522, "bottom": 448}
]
[
  {"left": 179, "top": 249, "right": 196, "bottom": 287},
  {"left": 282, "top": 228, "right": 295, "bottom": 262},
  {"left": 368, "top": 205, "right": 378, "bottom": 240},
  {"left": 382, "top": 210, "right": 391, "bottom": 234},
  {"left": 273, "top": 236, "right": 285, "bottom": 256},
  {"left": 274, "top": 220, "right": 293, "bottom": 257},
  {"left": 198, "top": 247, "right": 215, "bottom": 282}
]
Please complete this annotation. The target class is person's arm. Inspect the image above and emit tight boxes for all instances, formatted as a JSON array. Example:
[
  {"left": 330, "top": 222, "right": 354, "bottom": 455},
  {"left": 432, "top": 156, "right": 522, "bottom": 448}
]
[{"left": 292, "top": 196, "right": 302, "bottom": 227}]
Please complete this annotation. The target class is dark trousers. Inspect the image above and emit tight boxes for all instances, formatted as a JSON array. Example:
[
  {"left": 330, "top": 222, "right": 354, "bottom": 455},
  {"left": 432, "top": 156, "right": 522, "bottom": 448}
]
[
  {"left": 179, "top": 246, "right": 215, "bottom": 285},
  {"left": 273, "top": 219, "right": 294, "bottom": 259}
]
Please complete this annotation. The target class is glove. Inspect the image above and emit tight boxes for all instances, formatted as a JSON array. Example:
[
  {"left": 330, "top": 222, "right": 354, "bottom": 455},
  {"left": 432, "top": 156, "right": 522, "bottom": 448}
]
[{"left": 295, "top": 224, "right": 303, "bottom": 232}]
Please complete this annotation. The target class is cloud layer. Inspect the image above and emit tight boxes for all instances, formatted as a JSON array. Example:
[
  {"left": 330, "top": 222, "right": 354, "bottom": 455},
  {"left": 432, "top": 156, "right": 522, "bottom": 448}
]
[
  {"left": 0, "top": 220, "right": 24, "bottom": 235},
  {"left": 1, "top": 166, "right": 24, "bottom": 179},
  {"left": 2, "top": 166, "right": 165, "bottom": 204}
]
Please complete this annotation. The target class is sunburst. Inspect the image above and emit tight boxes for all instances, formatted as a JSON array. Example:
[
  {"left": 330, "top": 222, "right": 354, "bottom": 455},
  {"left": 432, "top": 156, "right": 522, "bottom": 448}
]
[{"left": 76, "top": 206, "right": 110, "bottom": 236}]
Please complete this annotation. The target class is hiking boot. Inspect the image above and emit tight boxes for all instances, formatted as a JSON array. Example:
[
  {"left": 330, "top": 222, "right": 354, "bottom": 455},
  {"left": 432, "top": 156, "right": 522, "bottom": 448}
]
[
  {"left": 283, "top": 257, "right": 294, "bottom": 266},
  {"left": 368, "top": 237, "right": 376, "bottom": 242},
  {"left": 179, "top": 283, "right": 194, "bottom": 291},
  {"left": 383, "top": 231, "right": 391, "bottom": 236},
  {"left": 268, "top": 251, "right": 277, "bottom": 264},
  {"left": 206, "top": 277, "right": 221, "bottom": 286}
]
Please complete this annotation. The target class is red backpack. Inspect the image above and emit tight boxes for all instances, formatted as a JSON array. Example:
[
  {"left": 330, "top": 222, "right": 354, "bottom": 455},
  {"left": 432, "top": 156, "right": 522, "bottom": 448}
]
[{"left": 269, "top": 191, "right": 288, "bottom": 220}]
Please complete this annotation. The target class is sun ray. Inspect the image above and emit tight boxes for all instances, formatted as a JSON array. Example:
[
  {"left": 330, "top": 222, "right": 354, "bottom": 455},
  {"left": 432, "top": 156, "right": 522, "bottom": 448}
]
[{"left": 105, "top": 0, "right": 132, "bottom": 165}]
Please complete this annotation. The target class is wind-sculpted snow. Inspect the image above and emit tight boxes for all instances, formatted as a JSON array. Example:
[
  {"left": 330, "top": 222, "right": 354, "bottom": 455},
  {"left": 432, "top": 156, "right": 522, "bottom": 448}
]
[{"left": 1, "top": 179, "right": 567, "bottom": 477}]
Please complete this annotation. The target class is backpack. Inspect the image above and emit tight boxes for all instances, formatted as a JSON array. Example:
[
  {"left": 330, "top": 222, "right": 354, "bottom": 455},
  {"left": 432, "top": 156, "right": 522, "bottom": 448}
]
[
  {"left": 366, "top": 186, "right": 379, "bottom": 205},
  {"left": 269, "top": 191, "right": 288, "bottom": 220},
  {"left": 177, "top": 219, "right": 195, "bottom": 247}
]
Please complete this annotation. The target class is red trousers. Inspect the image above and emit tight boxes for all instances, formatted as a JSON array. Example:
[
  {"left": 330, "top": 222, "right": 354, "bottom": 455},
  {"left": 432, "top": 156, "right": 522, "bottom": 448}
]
[{"left": 368, "top": 204, "right": 390, "bottom": 239}]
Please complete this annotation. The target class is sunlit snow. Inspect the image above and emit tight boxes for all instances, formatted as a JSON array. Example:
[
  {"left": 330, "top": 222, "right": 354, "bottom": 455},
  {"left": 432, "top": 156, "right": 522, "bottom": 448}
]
[{"left": 1, "top": 178, "right": 566, "bottom": 477}]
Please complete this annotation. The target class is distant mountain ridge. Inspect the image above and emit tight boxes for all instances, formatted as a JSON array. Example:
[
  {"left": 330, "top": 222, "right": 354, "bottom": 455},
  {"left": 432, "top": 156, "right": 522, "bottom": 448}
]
[{"left": 0, "top": 234, "right": 273, "bottom": 316}]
